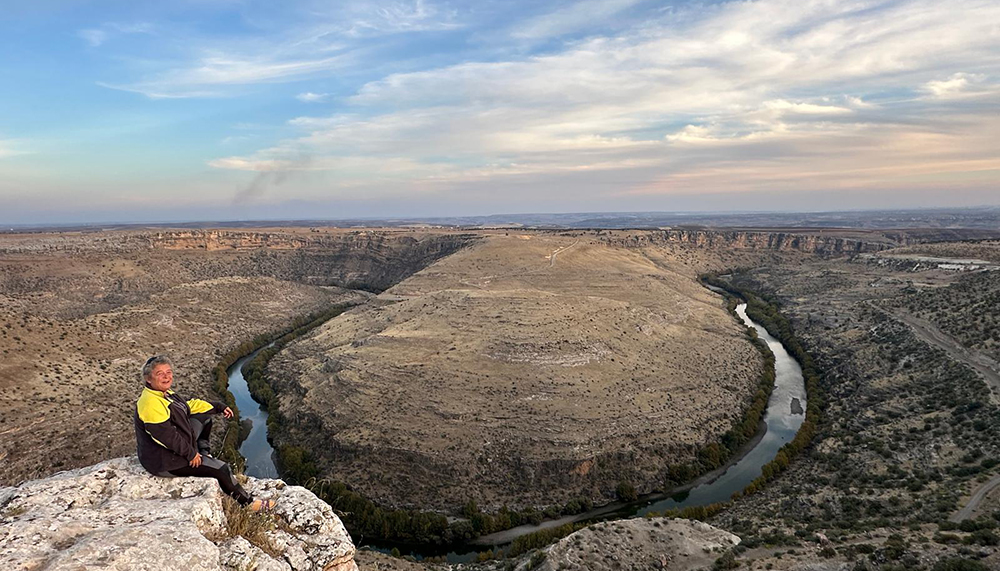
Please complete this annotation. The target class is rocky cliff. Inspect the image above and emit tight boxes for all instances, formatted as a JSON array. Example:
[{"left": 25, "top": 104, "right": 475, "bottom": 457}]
[
  {"left": 601, "top": 229, "right": 899, "bottom": 255},
  {"left": 0, "top": 457, "right": 358, "bottom": 571}
]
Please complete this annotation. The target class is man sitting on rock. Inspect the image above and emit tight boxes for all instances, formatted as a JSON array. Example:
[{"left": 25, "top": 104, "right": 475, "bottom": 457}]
[{"left": 134, "top": 355, "right": 274, "bottom": 511}]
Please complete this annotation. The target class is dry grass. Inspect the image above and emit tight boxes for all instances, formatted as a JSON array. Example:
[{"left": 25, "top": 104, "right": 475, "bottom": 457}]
[{"left": 219, "top": 495, "right": 283, "bottom": 558}]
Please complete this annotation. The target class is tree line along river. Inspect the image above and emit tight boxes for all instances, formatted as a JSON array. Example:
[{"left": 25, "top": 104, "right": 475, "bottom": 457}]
[{"left": 225, "top": 292, "right": 807, "bottom": 563}]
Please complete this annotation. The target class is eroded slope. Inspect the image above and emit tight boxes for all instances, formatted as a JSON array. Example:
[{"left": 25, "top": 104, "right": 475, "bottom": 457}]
[
  {"left": 267, "top": 233, "right": 764, "bottom": 510},
  {"left": 0, "top": 229, "right": 473, "bottom": 485}
]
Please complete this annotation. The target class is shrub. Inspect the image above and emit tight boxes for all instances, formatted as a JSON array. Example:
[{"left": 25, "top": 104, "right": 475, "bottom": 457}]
[
  {"left": 616, "top": 481, "right": 638, "bottom": 502},
  {"left": 932, "top": 558, "right": 989, "bottom": 571}
]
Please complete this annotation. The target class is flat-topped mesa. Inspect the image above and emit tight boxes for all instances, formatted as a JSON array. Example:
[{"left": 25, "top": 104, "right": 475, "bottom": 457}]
[
  {"left": 601, "top": 229, "right": 900, "bottom": 254},
  {"left": 0, "top": 228, "right": 476, "bottom": 261},
  {"left": 0, "top": 457, "right": 359, "bottom": 571},
  {"left": 147, "top": 229, "right": 476, "bottom": 252}
]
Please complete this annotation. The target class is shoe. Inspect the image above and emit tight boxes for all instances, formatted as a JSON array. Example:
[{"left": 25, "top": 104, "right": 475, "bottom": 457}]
[{"left": 249, "top": 499, "right": 277, "bottom": 513}]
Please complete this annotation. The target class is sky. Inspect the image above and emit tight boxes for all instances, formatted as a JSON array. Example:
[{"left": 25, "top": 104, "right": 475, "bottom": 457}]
[{"left": 1, "top": 0, "right": 998, "bottom": 224}]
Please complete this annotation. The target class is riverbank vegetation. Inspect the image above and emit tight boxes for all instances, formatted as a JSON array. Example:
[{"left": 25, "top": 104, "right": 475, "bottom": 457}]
[
  {"left": 233, "top": 276, "right": 811, "bottom": 559},
  {"left": 634, "top": 274, "right": 822, "bottom": 525},
  {"left": 211, "top": 304, "right": 353, "bottom": 470},
  {"left": 702, "top": 274, "right": 823, "bottom": 499},
  {"left": 706, "top": 258, "right": 1000, "bottom": 569}
]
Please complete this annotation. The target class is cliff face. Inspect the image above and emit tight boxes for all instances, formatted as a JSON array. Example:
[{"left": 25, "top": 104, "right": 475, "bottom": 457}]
[
  {"left": 602, "top": 229, "right": 898, "bottom": 255},
  {"left": 152, "top": 230, "right": 478, "bottom": 292},
  {"left": 0, "top": 457, "right": 358, "bottom": 571}
]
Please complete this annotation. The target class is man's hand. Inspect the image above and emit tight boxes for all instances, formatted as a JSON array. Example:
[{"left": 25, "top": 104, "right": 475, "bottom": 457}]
[
  {"left": 222, "top": 407, "right": 234, "bottom": 419},
  {"left": 190, "top": 453, "right": 202, "bottom": 468}
]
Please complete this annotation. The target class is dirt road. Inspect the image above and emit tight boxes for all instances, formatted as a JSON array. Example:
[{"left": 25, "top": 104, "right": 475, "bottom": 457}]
[
  {"left": 952, "top": 474, "right": 1000, "bottom": 522},
  {"left": 895, "top": 311, "right": 1000, "bottom": 403}
]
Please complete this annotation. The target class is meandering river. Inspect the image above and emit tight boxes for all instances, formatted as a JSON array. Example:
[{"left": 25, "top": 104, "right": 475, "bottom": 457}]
[
  {"left": 228, "top": 343, "right": 278, "bottom": 478},
  {"left": 467, "top": 299, "right": 807, "bottom": 552},
  {"left": 225, "top": 294, "right": 807, "bottom": 562}
]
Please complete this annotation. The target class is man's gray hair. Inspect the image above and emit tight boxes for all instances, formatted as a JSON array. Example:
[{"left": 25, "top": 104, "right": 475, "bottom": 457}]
[{"left": 142, "top": 355, "right": 172, "bottom": 380}]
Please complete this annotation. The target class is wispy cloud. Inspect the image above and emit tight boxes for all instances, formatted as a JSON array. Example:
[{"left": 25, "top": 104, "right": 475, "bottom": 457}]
[
  {"left": 343, "top": 0, "right": 461, "bottom": 36},
  {"left": 78, "top": 29, "right": 107, "bottom": 47},
  {"left": 512, "top": 0, "right": 645, "bottom": 40},
  {"left": 208, "top": 0, "right": 1000, "bottom": 203},
  {"left": 101, "top": 54, "right": 351, "bottom": 98},
  {"left": 296, "top": 92, "right": 329, "bottom": 102},
  {"left": 94, "top": 1, "right": 461, "bottom": 98},
  {"left": 0, "top": 139, "right": 29, "bottom": 159},
  {"left": 77, "top": 21, "right": 153, "bottom": 47}
]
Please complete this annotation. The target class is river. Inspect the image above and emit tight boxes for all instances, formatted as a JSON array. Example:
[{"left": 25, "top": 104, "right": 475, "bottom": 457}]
[
  {"left": 465, "top": 300, "right": 807, "bottom": 554},
  {"left": 227, "top": 343, "right": 278, "bottom": 478},
  {"left": 225, "top": 297, "right": 807, "bottom": 562}
]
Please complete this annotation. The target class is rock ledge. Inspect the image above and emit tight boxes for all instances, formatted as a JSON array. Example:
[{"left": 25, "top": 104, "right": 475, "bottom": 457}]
[{"left": 0, "top": 457, "right": 358, "bottom": 571}]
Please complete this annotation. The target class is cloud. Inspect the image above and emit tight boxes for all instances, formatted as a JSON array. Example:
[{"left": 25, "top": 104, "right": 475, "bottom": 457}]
[
  {"left": 296, "top": 92, "right": 329, "bottom": 102},
  {"left": 0, "top": 139, "right": 28, "bottom": 159},
  {"left": 921, "top": 72, "right": 994, "bottom": 99},
  {"left": 220, "top": 134, "right": 257, "bottom": 145},
  {"left": 762, "top": 100, "right": 852, "bottom": 115},
  {"left": 203, "top": 0, "right": 1000, "bottom": 202},
  {"left": 844, "top": 95, "right": 875, "bottom": 109},
  {"left": 344, "top": 0, "right": 461, "bottom": 36},
  {"left": 94, "top": 1, "right": 461, "bottom": 98},
  {"left": 78, "top": 21, "right": 153, "bottom": 47},
  {"left": 78, "top": 29, "right": 107, "bottom": 47},
  {"left": 512, "top": 0, "right": 645, "bottom": 40},
  {"left": 101, "top": 54, "right": 351, "bottom": 98}
]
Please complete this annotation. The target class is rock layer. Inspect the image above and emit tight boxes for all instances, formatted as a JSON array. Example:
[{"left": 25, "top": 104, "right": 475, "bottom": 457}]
[
  {"left": 0, "top": 457, "right": 358, "bottom": 571},
  {"left": 602, "top": 229, "right": 898, "bottom": 255}
]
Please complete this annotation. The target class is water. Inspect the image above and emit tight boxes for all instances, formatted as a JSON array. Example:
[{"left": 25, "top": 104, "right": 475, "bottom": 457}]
[
  {"left": 472, "top": 300, "right": 807, "bottom": 549},
  {"left": 228, "top": 296, "right": 807, "bottom": 562},
  {"left": 227, "top": 343, "right": 278, "bottom": 478},
  {"left": 636, "top": 302, "right": 806, "bottom": 513}
]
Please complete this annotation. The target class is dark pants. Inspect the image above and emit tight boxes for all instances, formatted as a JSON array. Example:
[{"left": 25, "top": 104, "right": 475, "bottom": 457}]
[
  {"left": 188, "top": 412, "right": 213, "bottom": 456},
  {"left": 159, "top": 413, "right": 253, "bottom": 506},
  {"left": 165, "top": 456, "right": 253, "bottom": 506}
]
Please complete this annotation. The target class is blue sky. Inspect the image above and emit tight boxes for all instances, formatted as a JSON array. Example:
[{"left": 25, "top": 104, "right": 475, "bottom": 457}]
[{"left": 1, "top": 0, "right": 999, "bottom": 224}]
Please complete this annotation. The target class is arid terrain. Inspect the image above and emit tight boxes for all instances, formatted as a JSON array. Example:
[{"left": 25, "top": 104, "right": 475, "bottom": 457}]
[
  {"left": 686, "top": 240, "right": 1000, "bottom": 570},
  {"left": 266, "top": 231, "right": 768, "bottom": 510},
  {"left": 0, "top": 228, "right": 471, "bottom": 485},
  {"left": 5, "top": 225, "right": 1000, "bottom": 571}
]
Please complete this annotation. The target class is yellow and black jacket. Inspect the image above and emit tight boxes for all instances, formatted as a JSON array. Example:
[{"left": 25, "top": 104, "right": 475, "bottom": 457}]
[{"left": 134, "top": 386, "right": 225, "bottom": 474}]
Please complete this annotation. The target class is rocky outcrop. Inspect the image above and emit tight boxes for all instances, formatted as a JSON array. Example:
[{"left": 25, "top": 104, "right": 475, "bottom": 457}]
[
  {"left": 0, "top": 457, "right": 358, "bottom": 571},
  {"left": 0, "top": 229, "right": 476, "bottom": 294},
  {"left": 153, "top": 230, "right": 477, "bottom": 292},
  {"left": 517, "top": 517, "right": 741, "bottom": 571},
  {"left": 602, "top": 229, "right": 898, "bottom": 255}
]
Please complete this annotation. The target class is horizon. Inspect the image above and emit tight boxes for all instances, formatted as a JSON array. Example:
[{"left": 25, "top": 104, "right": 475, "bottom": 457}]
[
  {"left": 5, "top": 204, "right": 999, "bottom": 230},
  {"left": 2, "top": 0, "right": 999, "bottom": 225}
]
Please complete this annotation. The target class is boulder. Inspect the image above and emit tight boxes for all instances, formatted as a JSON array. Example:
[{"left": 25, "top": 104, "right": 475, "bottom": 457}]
[{"left": 520, "top": 517, "right": 741, "bottom": 571}]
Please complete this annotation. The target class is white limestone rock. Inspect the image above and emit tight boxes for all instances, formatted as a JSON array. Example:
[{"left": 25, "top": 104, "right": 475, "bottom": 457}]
[
  {"left": 518, "top": 517, "right": 741, "bottom": 571},
  {"left": 219, "top": 537, "right": 291, "bottom": 571},
  {"left": 0, "top": 457, "right": 357, "bottom": 571}
]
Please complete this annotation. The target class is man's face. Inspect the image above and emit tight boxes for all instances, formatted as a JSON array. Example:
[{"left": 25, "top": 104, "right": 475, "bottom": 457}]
[{"left": 149, "top": 364, "right": 173, "bottom": 392}]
